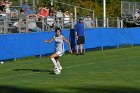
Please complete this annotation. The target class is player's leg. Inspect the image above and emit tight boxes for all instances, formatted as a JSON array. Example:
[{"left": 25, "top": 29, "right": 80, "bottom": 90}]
[
  {"left": 55, "top": 52, "right": 63, "bottom": 70},
  {"left": 80, "top": 44, "right": 83, "bottom": 54},
  {"left": 80, "top": 36, "right": 85, "bottom": 55},
  {"left": 52, "top": 55, "right": 61, "bottom": 75},
  {"left": 50, "top": 53, "right": 59, "bottom": 69},
  {"left": 76, "top": 45, "right": 79, "bottom": 55},
  {"left": 76, "top": 38, "right": 80, "bottom": 55},
  {"left": 55, "top": 58, "right": 62, "bottom": 70}
]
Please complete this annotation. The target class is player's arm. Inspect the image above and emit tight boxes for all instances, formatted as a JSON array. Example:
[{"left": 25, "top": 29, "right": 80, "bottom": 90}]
[
  {"left": 45, "top": 38, "right": 54, "bottom": 43},
  {"left": 63, "top": 37, "right": 73, "bottom": 54}
]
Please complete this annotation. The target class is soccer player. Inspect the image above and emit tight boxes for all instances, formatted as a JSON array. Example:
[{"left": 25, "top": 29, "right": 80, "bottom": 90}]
[{"left": 45, "top": 28, "right": 72, "bottom": 73}]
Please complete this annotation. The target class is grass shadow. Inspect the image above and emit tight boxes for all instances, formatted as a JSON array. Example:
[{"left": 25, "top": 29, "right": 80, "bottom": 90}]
[
  {"left": 0, "top": 85, "right": 140, "bottom": 93},
  {"left": 0, "top": 85, "right": 46, "bottom": 93},
  {"left": 69, "top": 86, "right": 140, "bottom": 93},
  {"left": 13, "top": 68, "right": 54, "bottom": 74}
]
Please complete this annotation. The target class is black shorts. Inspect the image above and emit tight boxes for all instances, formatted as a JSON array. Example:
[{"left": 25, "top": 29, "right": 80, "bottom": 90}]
[{"left": 77, "top": 36, "right": 85, "bottom": 45}]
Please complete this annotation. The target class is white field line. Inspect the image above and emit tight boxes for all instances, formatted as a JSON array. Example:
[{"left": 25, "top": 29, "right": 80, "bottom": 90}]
[
  {"left": 0, "top": 56, "right": 138, "bottom": 80},
  {"left": 0, "top": 72, "right": 35, "bottom": 80}
]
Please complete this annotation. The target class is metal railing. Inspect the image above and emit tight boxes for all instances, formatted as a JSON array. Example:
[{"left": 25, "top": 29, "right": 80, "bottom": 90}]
[
  {"left": 95, "top": 17, "right": 123, "bottom": 28},
  {"left": 0, "top": 16, "right": 124, "bottom": 34},
  {"left": 121, "top": 1, "right": 140, "bottom": 18}
]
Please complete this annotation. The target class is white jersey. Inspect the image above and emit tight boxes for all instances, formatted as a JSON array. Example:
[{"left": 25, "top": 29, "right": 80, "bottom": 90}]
[{"left": 53, "top": 35, "right": 65, "bottom": 52}]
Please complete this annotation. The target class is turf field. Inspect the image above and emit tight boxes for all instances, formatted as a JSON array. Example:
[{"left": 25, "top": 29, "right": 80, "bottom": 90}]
[{"left": 0, "top": 46, "right": 140, "bottom": 93}]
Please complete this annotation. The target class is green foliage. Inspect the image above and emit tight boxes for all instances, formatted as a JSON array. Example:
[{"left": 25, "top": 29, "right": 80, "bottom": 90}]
[
  {"left": 106, "top": 0, "right": 121, "bottom": 17},
  {"left": 10, "top": 0, "right": 140, "bottom": 17}
]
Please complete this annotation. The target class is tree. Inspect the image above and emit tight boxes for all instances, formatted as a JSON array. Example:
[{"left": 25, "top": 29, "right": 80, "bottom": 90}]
[
  {"left": 106, "top": 0, "right": 121, "bottom": 17},
  {"left": 10, "top": 0, "right": 140, "bottom": 18}
]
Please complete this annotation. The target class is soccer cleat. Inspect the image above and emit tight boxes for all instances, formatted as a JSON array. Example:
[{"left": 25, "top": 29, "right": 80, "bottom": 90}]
[
  {"left": 80, "top": 53, "right": 84, "bottom": 55},
  {"left": 76, "top": 53, "right": 79, "bottom": 56}
]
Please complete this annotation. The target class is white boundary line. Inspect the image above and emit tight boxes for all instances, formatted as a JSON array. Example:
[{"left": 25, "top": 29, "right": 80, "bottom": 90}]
[
  {"left": 65, "top": 62, "right": 94, "bottom": 69},
  {"left": 0, "top": 56, "right": 139, "bottom": 80},
  {"left": 0, "top": 72, "right": 35, "bottom": 80}
]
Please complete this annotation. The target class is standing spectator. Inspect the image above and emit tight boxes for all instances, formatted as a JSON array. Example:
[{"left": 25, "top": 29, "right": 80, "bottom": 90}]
[
  {"left": 46, "top": 15, "right": 55, "bottom": 28},
  {"left": 64, "top": 11, "right": 70, "bottom": 28},
  {"left": 84, "top": 14, "right": 94, "bottom": 28},
  {"left": 56, "top": 9, "right": 63, "bottom": 19},
  {"left": 38, "top": 7, "right": 49, "bottom": 18},
  {"left": 134, "top": 9, "right": 140, "bottom": 20},
  {"left": 17, "top": 9, "right": 27, "bottom": 32},
  {"left": 75, "top": 17, "right": 85, "bottom": 55},
  {"left": 64, "top": 11, "right": 70, "bottom": 24},
  {"left": 10, "top": 12, "right": 18, "bottom": 22},
  {"left": 0, "top": 2, "right": 5, "bottom": 12},
  {"left": 56, "top": 9, "right": 63, "bottom": 28},
  {"left": 69, "top": 13, "right": 74, "bottom": 29},
  {"left": 49, "top": 5, "right": 55, "bottom": 17},
  {"left": 19, "top": 8, "right": 27, "bottom": 21},
  {"left": 27, "top": 14, "right": 41, "bottom": 32},
  {"left": 4, "top": 0, "right": 12, "bottom": 14},
  {"left": 22, "top": 1, "right": 33, "bottom": 15}
]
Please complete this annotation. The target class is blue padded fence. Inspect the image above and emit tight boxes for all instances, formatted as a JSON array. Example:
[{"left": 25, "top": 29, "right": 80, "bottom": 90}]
[{"left": 0, "top": 28, "right": 140, "bottom": 60}]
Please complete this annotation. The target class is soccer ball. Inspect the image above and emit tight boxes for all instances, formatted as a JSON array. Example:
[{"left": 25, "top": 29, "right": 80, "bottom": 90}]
[
  {"left": 0, "top": 61, "right": 4, "bottom": 64},
  {"left": 54, "top": 68, "right": 61, "bottom": 75}
]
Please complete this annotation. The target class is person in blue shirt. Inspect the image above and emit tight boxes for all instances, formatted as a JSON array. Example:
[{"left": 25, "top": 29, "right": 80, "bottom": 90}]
[
  {"left": 22, "top": 1, "right": 33, "bottom": 15},
  {"left": 75, "top": 17, "right": 85, "bottom": 55}
]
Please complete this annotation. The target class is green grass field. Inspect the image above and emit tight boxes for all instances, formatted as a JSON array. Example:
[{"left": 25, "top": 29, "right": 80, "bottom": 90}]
[{"left": 0, "top": 46, "right": 140, "bottom": 93}]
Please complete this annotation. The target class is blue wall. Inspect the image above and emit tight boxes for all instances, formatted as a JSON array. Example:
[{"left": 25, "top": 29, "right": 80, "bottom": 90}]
[
  {"left": 85, "top": 28, "right": 140, "bottom": 49},
  {"left": 0, "top": 28, "right": 140, "bottom": 60}
]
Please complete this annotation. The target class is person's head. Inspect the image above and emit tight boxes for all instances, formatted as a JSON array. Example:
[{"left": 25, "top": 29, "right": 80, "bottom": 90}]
[
  {"left": 55, "top": 28, "right": 61, "bottom": 36},
  {"left": 42, "top": 8, "right": 47, "bottom": 12},
  {"left": 51, "top": 5, "right": 54, "bottom": 8},
  {"left": 20, "top": 8, "right": 24, "bottom": 14},
  {"left": 4, "top": 0, "right": 8, "bottom": 2},
  {"left": 65, "top": 11, "right": 68, "bottom": 13},
  {"left": 79, "top": 17, "right": 84, "bottom": 23},
  {"left": 86, "top": 14, "right": 91, "bottom": 18},
  {"left": 24, "top": 0, "right": 28, "bottom": 4},
  {"left": 58, "top": 9, "right": 62, "bottom": 12},
  {"left": 64, "top": 11, "right": 69, "bottom": 15},
  {"left": 11, "top": 12, "right": 17, "bottom": 17}
]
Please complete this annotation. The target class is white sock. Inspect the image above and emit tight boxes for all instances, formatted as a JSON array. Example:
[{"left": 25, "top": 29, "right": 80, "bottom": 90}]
[
  {"left": 51, "top": 58, "right": 58, "bottom": 68},
  {"left": 57, "top": 61, "right": 62, "bottom": 70}
]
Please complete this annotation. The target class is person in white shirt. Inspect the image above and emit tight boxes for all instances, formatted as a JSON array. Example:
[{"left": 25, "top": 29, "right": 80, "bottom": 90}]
[
  {"left": 4, "top": 0, "right": 12, "bottom": 14},
  {"left": 134, "top": 9, "right": 140, "bottom": 20},
  {"left": 45, "top": 28, "right": 72, "bottom": 74},
  {"left": 56, "top": 9, "right": 63, "bottom": 27},
  {"left": 84, "top": 14, "right": 94, "bottom": 28},
  {"left": 64, "top": 11, "right": 70, "bottom": 24}
]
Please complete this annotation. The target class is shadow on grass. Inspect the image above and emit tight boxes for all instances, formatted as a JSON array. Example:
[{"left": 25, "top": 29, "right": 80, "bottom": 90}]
[
  {"left": 0, "top": 85, "right": 140, "bottom": 93},
  {"left": 13, "top": 69, "right": 54, "bottom": 74},
  {"left": 69, "top": 86, "right": 140, "bottom": 93},
  {"left": 0, "top": 85, "right": 46, "bottom": 93}
]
